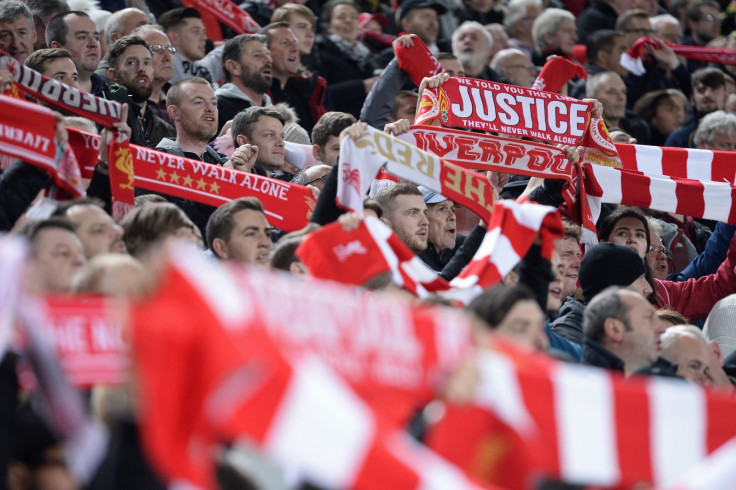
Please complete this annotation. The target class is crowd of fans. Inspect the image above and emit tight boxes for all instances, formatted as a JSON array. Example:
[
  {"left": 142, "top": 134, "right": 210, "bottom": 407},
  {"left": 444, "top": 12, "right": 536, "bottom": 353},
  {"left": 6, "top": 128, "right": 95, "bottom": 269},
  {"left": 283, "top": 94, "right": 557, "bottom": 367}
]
[{"left": 3, "top": 0, "right": 736, "bottom": 486}]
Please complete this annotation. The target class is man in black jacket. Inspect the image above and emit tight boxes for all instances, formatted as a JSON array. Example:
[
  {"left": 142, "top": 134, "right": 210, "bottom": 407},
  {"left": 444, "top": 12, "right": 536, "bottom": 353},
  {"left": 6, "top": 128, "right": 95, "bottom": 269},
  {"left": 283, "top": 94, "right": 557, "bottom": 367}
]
[
  {"left": 107, "top": 35, "right": 175, "bottom": 147},
  {"left": 582, "top": 287, "right": 669, "bottom": 376}
]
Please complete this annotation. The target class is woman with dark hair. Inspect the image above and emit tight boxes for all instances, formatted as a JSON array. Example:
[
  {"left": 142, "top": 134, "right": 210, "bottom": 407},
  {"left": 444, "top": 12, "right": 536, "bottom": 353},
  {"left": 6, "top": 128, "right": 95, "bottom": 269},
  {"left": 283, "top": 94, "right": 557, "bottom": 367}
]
[
  {"left": 598, "top": 206, "right": 736, "bottom": 324},
  {"left": 632, "top": 89, "right": 688, "bottom": 146},
  {"left": 316, "top": 0, "right": 379, "bottom": 118}
]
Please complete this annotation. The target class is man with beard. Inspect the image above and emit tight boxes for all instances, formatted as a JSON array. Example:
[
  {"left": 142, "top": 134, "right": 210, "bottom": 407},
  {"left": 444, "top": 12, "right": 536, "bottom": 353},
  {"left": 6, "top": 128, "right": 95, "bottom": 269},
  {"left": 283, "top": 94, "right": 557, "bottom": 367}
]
[
  {"left": 374, "top": 183, "right": 429, "bottom": 255},
  {"left": 133, "top": 25, "right": 176, "bottom": 125},
  {"left": 215, "top": 33, "right": 273, "bottom": 132},
  {"left": 107, "top": 35, "right": 174, "bottom": 147},
  {"left": 451, "top": 21, "right": 506, "bottom": 82},
  {"left": 261, "top": 22, "right": 325, "bottom": 133}
]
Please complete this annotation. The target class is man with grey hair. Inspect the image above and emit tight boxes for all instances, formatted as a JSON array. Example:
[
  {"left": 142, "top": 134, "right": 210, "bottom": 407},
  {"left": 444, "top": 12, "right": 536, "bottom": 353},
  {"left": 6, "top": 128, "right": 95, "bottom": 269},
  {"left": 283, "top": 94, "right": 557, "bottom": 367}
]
[
  {"left": 531, "top": 8, "right": 577, "bottom": 65},
  {"left": 587, "top": 71, "right": 651, "bottom": 144},
  {"left": 582, "top": 287, "right": 669, "bottom": 376},
  {"left": 0, "top": 0, "right": 36, "bottom": 63},
  {"left": 490, "top": 48, "right": 536, "bottom": 87},
  {"left": 504, "top": 0, "right": 541, "bottom": 60},
  {"left": 132, "top": 24, "right": 176, "bottom": 125},
  {"left": 659, "top": 325, "right": 725, "bottom": 387},
  {"left": 693, "top": 110, "right": 736, "bottom": 151},
  {"left": 215, "top": 33, "right": 273, "bottom": 132},
  {"left": 452, "top": 21, "right": 506, "bottom": 82},
  {"left": 94, "top": 7, "right": 150, "bottom": 81},
  {"left": 26, "top": 0, "right": 69, "bottom": 50}
]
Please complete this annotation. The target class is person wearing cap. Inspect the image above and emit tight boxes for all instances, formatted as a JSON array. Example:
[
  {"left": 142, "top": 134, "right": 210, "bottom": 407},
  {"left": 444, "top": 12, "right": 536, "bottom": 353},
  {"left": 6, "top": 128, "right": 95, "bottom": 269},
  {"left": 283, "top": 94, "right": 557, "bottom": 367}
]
[
  {"left": 551, "top": 242, "right": 653, "bottom": 346},
  {"left": 581, "top": 287, "right": 671, "bottom": 376},
  {"left": 397, "top": 0, "right": 450, "bottom": 52},
  {"left": 417, "top": 187, "right": 459, "bottom": 271}
]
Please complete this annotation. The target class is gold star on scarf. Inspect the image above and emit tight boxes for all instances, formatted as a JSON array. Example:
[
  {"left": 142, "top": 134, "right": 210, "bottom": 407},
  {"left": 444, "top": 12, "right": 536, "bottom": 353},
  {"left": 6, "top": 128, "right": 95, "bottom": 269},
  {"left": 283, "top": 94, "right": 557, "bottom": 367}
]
[
  {"left": 183, "top": 175, "right": 193, "bottom": 187},
  {"left": 209, "top": 181, "right": 220, "bottom": 194},
  {"left": 169, "top": 172, "right": 180, "bottom": 184},
  {"left": 156, "top": 168, "right": 166, "bottom": 180},
  {"left": 196, "top": 178, "right": 207, "bottom": 190}
]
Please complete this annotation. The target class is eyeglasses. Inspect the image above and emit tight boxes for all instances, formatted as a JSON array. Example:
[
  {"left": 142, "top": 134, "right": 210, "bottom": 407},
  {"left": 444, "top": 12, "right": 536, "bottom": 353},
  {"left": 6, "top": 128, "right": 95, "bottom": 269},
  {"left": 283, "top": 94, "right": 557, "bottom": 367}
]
[
  {"left": 700, "top": 14, "right": 719, "bottom": 23},
  {"left": 649, "top": 245, "right": 672, "bottom": 258},
  {"left": 150, "top": 44, "right": 177, "bottom": 55}
]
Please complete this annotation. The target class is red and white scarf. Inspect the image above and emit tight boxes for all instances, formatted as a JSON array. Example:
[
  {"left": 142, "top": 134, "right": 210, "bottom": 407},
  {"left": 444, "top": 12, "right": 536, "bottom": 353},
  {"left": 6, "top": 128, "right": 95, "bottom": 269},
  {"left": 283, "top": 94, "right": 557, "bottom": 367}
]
[
  {"left": 623, "top": 37, "right": 736, "bottom": 76},
  {"left": 0, "top": 50, "right": 134, "bottom": 220},
  {"left": 394, "top": 35, "right": 444, "bottom": 87},
  {"left": 67, "top": 128, "right": 317, "bottom": 232},
  {"left": 427, "top": 347, "right": 736, "bottom": 489},
  {"left": 0, "top": 94, "right": 85, "bottom": 199},
  {"left": 131, "top": 246, "right": 480, "bottom": 488}
]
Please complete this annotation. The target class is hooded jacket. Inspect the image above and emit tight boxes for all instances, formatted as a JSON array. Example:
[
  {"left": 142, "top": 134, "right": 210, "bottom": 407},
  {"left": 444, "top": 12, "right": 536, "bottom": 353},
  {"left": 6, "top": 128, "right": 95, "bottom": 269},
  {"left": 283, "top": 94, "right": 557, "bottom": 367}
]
[{"left": 215, "top": 82, "right": 272, "bottom": 132}]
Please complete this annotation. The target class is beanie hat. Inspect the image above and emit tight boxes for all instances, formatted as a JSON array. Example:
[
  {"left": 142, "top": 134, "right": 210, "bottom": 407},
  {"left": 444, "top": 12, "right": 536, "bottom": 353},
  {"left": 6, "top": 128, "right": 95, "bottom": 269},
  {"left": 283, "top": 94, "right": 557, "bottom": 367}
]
[
  {"left": 295, "top": 218, "right": 395, "bottom": 286},
  {"left": 579, "top": 242, "right": 646, "bottom": 301},
  {"left": 284, "top": 122, "right": 311, "bottom": 145},
  {"left": 704, "top": 294, "right": 736, "bottom": 358}
]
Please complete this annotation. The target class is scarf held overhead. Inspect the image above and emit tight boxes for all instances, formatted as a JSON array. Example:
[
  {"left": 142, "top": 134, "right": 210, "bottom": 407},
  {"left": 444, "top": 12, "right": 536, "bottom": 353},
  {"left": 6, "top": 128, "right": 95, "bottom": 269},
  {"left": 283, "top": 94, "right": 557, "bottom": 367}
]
[
  {"left": 336, "top": 126, "right": 496, "bottom": 220},
  {"left": 181, "top": 0, "right": 261, "bottom": 34},
  {"left": 415, "top": 77, "right": 592, "bottom": 145},
  {"left": 0, "top": 50, "right": 134, "bottom": 219},
  {"left": 0, "top": 94, "right": 85, "bottom": 198},
  {"left": 67, "top": 128, "right": 316, "bottom": 232}
]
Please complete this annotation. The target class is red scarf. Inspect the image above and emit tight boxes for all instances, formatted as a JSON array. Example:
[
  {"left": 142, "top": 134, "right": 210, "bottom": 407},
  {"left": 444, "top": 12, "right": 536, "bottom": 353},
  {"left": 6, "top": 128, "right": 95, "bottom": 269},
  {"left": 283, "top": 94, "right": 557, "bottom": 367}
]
[
  {"left": 0, "top": 50, "right": 134, "bottom": 220},
  {"left": 0, "top": 94, "right": 84, "bottom": 198},
  {"left": 68, "top": 128, "right": 316, "bottom": 232},
  {"left": 181, "top": 0, "right": 261, "bottom": 34},
  {"left": 623, "top": 37, "right": 736, "bottom": 76},
  {"left": 531, "top": 56, "right": 587, "bottom": 93},
  {"left": 394, "top": 35, "right": 444, "bottom": 87},
  {"left": 415, "top": 77, "right": 592, "bottom": 145}
]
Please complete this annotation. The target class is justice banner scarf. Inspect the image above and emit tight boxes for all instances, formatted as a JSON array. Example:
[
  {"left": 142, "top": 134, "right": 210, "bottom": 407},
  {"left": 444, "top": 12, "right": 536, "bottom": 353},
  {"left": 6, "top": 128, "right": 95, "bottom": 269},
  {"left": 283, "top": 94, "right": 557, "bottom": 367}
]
[
  {"left": 623, "top": 37, "right": 736, "bottom": 75},
  {"left": 181, "top": 0, "right": 261, "bottom": 34},
  {"left": 67, "top": 128, "right": 317, "bottom": 232},
  {"left": 415, "top": 77, "right": 592, "bottom": 145},
  {"left": 0, "top": 50, "right": 134, "bottom": 220}
]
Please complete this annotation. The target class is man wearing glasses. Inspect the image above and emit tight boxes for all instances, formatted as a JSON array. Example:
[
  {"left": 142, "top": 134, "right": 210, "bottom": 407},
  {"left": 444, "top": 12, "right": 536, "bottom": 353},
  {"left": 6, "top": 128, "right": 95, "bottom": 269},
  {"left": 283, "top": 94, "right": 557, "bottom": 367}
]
[
  {"left": 684, "top": 0, "right": 721, "bottom": 72},
  {"left": 133, "top": 25, "right": 177, "bottom": 125}
]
